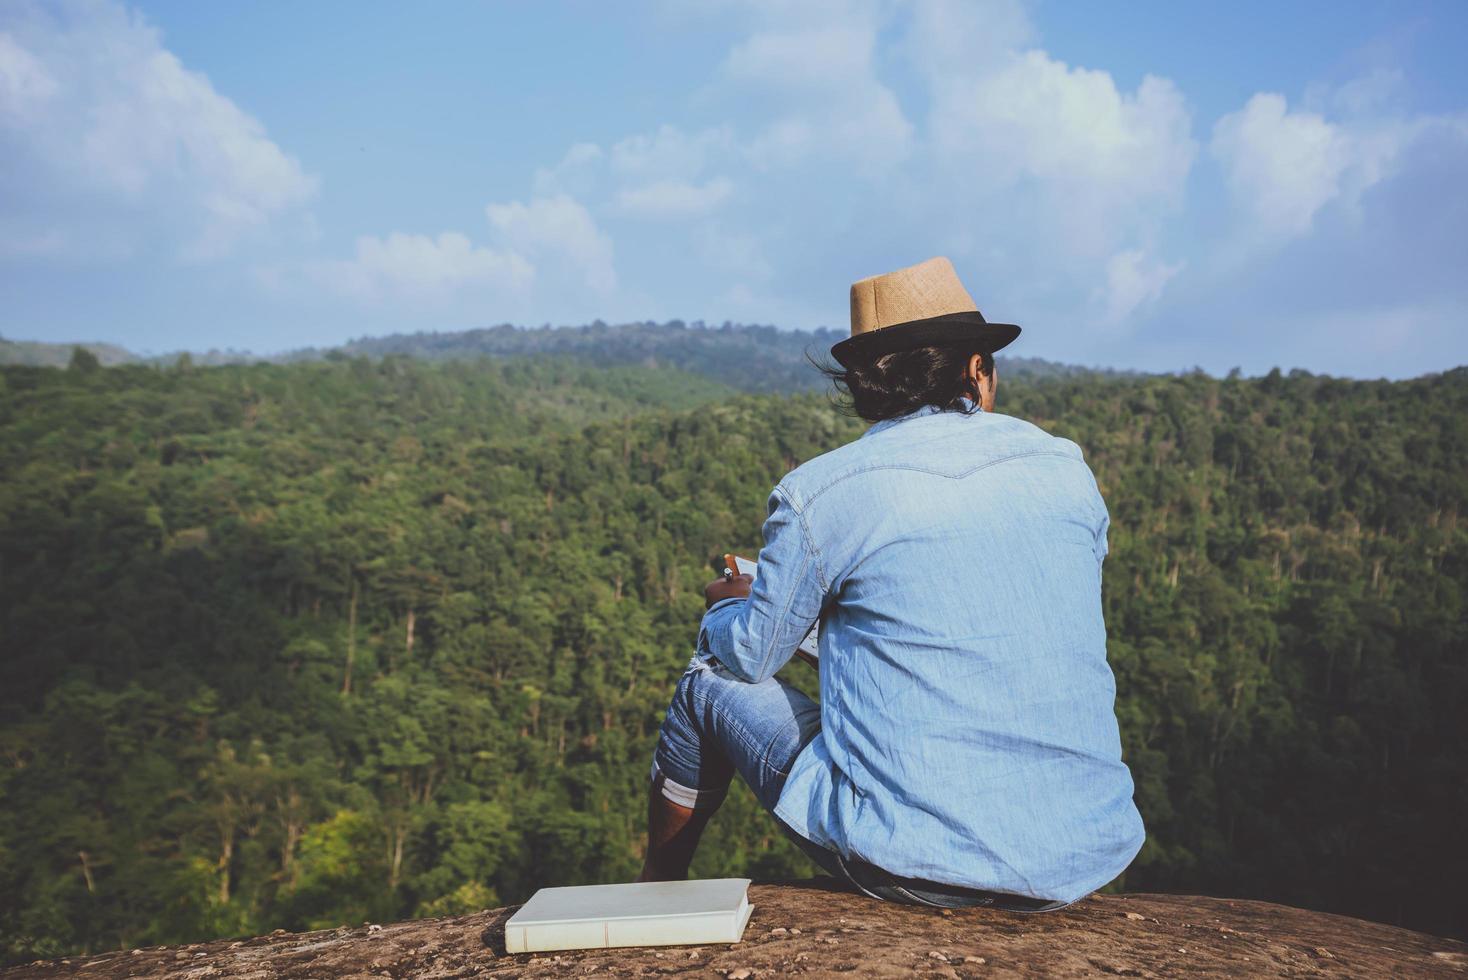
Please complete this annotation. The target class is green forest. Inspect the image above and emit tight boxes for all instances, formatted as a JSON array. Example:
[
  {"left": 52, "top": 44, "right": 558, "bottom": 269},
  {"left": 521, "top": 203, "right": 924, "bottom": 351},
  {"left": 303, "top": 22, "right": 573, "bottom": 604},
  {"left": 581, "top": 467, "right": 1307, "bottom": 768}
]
[{"left": 1, "top": 334, "right": 1464, "bottom": 963}]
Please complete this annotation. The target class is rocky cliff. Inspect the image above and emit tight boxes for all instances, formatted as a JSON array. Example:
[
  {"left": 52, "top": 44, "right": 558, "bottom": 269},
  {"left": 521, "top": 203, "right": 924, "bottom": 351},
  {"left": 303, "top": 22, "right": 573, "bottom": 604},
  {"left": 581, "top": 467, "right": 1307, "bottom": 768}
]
[{"left": 5, "top": 880, "right": 1464, "bottom": 979}]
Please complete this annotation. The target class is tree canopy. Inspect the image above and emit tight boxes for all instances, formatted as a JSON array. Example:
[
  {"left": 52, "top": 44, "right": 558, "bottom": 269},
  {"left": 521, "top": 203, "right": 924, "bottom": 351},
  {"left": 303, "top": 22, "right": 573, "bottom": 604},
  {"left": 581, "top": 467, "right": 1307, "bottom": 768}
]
[{"left": 1, "top": 352, "right": 1463, "bottom": 962}]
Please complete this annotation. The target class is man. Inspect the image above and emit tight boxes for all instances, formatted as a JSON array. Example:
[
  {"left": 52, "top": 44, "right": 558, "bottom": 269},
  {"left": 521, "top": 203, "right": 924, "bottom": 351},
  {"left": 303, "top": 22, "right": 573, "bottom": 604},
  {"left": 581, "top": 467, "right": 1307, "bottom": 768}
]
[{"left": 638, "top": 256, "right": 1145, "bottom": 911}]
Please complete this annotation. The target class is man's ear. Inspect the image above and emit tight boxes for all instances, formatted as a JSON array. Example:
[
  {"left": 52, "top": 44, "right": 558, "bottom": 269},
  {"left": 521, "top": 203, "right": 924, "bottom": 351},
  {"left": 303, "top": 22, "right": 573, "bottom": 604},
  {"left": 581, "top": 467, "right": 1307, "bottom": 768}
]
[{"left": 966, "top": 352, "right": 996, "bottom": 410}]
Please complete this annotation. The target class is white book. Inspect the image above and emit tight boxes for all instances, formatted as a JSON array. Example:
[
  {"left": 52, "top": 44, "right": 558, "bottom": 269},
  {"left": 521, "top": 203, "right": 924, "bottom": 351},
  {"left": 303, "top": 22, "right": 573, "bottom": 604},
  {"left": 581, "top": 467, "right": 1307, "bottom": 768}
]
[
  {"left": 503, "top": 878, "right": 754, "bottom": 953},
  {"left": 727, "top": 554, "right": 820, "bottom": 665}
]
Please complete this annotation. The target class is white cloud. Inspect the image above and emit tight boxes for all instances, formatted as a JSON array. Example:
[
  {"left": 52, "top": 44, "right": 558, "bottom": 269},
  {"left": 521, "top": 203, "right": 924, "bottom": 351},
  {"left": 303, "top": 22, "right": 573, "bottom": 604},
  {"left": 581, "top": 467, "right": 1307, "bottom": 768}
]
[
  {"left": 531, "top": 141, "right": 605, "bottom": 197},
  {"left": 1316, "top": 68, "right": 1407, "bottom": 117},
  {"left": 1211, "top": 93, "right": 1351, "bottom": 238},
  {"left": 608, "top": 124, "right": 734, "bottom": 181},
  {"left": 508, "top": 0, "right": 1200, "bottom": 343},
  {"left": 613, "top": 177, "right": 733, "bottom": 219},
  {"left": 485, "top": 193, "right": 616, "bottom": 292},
  {"left": 0, "top": 0, "right": 315, "bottom": 261},
  {"left": 1148, "top": 94, "right": 1468, "bottom": 376},
  {"left": 305, "top": 191, "right": 615, "bottom": 314},
  {"left": 4, "top": 0, "right": 1462, "bottom": 375},
  {"left": 881, "top": 7, "right": 1198, "bottom": 342},
  {"left": 910, "top": 0, "right": 1195, "bottom": 221},
  {"left": 928, "top": 51, "right": 1196, "bottom": 248},
  {"left": 1095, "top": 248, "right": 1183, "bottom": 327},
  {"left": 445, "top": 5, "right": 1465, "bottom": 375},
  {"left": 902, "top": 0, "right": 1036, "bottom": 77},
  {"left": 722, "top": 23, "right": 873, "bottom": 89},
  {"left": 532, "top": 126, "right": 737, "bottom": 220},
  {"left": 0, "top": 30, "right": 57, "bottom": 118},
  {"left": 310, "top": 232, "right": 532, "bottom": 304},
  {"left": 719, "top": 20, "right": 913, "bottom": 173},
  {"left": 1209, "top": 86, "right": 1456, "bottom": 246}
]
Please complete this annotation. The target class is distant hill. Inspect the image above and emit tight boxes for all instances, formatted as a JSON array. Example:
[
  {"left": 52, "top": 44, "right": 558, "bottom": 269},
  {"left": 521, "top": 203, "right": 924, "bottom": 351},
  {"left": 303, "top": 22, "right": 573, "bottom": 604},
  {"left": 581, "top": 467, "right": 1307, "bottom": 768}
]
[
  {"left": 3, "top": 321, "right": 1135, "bottom": 392},
  {"left": 289, "top": 320, "right": 1132, "bottom": 391},
  {"left": 0, "top": 337, "right": 135, "bottom": 368},
  {"left": 0, "top": 338, "right": 258, "bottom": 369}
]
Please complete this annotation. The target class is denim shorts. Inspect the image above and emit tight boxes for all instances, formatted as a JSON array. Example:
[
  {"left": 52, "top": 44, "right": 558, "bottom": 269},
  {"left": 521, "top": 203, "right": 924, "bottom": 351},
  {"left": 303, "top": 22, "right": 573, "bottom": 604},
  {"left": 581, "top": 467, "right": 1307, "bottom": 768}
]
[{"left": 651, "top": 654, "right": 1067, "bottom": 913}]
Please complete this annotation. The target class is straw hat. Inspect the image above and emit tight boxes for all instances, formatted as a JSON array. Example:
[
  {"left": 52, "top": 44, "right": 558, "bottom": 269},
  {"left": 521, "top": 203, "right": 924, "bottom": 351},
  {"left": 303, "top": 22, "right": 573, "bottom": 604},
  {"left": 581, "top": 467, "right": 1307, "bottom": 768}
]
[{"left": 831, "top": 256, "right": 1020, "bottom": 368}]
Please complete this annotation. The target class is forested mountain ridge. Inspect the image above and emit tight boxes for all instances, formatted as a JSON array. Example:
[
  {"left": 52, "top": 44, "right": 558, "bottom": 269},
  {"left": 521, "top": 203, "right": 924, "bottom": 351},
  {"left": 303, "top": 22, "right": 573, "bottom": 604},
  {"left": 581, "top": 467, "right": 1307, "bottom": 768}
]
[
  {"left": 3, "top": 320, "right": 1121, "bottom": 390},
  {"left": 294, "top": 320, "right": 1126, "bottom": 391},
  {"left": 0, "top": 337, "right": 135, "bottom": 368},
  {"left": 0, "top": 355, "right": 1463, "bottom": 963}
]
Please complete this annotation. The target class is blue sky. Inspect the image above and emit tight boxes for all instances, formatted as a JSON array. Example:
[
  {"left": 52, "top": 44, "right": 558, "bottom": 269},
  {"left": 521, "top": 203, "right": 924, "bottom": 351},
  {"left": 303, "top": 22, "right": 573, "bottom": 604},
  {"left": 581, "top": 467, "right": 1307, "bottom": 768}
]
[{"left": 1, "top": 0, "right": 1465, "bottom": 376}]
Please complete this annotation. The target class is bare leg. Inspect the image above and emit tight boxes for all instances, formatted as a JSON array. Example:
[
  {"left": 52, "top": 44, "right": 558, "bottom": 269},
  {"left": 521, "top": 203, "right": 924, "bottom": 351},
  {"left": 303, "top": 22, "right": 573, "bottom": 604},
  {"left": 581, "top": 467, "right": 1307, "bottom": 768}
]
[{"left": 636, "top": 786, "right": 718, "bottom": 882}]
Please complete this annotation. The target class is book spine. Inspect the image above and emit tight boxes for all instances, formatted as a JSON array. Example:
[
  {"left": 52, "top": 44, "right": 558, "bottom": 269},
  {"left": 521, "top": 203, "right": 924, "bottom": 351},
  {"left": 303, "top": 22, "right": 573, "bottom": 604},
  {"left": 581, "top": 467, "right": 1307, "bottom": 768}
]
[
  {"left": 508, "top": 913, "right": 740, "bottom": 953},
  {"left": 507, "top": 918, "right": 611, "bottom": 953}
]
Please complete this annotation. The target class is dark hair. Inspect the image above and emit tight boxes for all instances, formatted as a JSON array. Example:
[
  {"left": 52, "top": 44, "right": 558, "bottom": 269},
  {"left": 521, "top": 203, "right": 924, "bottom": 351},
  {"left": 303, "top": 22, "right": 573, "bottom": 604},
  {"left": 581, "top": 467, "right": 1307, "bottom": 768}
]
[{"left": 815, "top": 345, "right": 993, "bottom": 423}]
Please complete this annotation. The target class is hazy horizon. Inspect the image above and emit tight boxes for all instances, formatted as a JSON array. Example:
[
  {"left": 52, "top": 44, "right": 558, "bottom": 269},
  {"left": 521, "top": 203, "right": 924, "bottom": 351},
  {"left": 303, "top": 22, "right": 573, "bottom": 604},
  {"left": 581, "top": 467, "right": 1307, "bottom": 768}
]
[{"left": 5, "top": 318, "right": 1465, "bottom": 382}]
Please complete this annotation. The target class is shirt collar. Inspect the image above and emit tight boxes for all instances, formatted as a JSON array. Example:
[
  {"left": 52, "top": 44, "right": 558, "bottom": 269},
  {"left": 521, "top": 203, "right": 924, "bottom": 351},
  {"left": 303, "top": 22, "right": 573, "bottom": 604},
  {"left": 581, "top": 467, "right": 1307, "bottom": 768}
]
[{"left": 861, "top": 397, "right": 981, "bottom": 439}]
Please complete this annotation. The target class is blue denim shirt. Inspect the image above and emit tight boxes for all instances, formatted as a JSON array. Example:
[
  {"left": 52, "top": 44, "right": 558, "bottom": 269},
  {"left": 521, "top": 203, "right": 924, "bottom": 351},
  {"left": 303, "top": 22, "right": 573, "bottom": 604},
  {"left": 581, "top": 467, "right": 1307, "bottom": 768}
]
[{"left": 697, "top": 402, "right": 1145, "bottom": 903}]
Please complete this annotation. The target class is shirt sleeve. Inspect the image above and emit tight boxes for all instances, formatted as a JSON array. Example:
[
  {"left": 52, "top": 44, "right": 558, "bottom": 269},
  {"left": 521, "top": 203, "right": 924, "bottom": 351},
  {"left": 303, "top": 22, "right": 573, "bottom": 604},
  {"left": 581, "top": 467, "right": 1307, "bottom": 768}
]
[{"left": 696, "top": 483, "right": 827, "bottom": 684}]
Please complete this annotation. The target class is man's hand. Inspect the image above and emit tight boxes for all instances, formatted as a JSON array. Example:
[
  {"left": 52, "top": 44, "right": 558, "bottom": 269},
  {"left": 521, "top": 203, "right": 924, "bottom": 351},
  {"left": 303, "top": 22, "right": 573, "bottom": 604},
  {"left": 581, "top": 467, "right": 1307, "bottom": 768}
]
[{"left": 704, "top": 573, "right": 752, "bottom": 609}]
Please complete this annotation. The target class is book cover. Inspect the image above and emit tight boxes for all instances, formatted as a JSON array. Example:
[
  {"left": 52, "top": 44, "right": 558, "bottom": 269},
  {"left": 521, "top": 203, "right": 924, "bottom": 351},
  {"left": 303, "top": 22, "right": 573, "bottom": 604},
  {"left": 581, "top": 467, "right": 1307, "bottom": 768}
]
[{"left": 726, "top": 553, "right": 820, "bottom": 665}]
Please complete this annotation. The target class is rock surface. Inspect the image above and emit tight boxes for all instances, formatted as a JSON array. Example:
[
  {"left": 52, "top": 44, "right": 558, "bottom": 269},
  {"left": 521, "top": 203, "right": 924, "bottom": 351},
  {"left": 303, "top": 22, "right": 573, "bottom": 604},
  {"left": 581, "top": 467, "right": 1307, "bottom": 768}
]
[{"left": 5, "top": 879, "right": 1465, "bottom": 978}]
